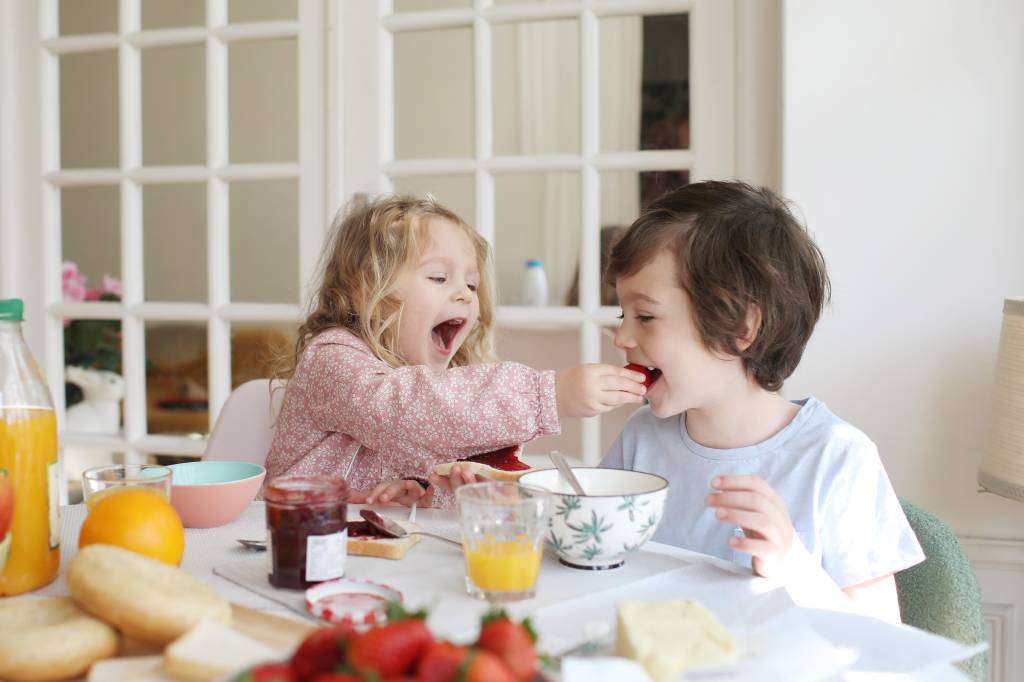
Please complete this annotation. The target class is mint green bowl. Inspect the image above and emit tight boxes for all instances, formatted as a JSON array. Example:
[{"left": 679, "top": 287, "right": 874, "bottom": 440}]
[{"left": 168, "top": 461, "right": 265, "bottom": 528}]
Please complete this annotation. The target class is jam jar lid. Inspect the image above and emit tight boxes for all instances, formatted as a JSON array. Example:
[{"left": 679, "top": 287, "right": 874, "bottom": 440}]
[{"left": 264, "top": 474, "right": 349, "bottom": 507}]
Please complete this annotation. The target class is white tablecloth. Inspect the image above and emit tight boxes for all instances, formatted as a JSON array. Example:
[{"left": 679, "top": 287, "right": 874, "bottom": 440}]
[{"left": 37, "top": 503, "right": 979, "bottom": 682}]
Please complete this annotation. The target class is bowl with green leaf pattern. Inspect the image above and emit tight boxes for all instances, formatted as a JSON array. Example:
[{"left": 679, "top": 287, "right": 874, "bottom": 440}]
[{"left": 519, "top": 467, "right": 668, "bottom": 570}]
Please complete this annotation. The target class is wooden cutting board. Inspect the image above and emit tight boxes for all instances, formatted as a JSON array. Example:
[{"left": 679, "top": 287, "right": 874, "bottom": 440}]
[{"left": 118, "top": 603, "right": 317, "bottom": 658}]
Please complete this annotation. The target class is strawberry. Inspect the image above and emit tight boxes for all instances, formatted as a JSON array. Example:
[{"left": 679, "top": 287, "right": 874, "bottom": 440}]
[
  {"left": 464, "top": 650, "right": 518, "bottom": 682},
  {"left": 289, "top": 626, "right": 350, "bottom": 682},
  {"left": 625, "top": 363, "right": 660, "bottom": 389},
  {"left": 476, "top": 612, "right": 538, "bottom": 681},
  {"left": 348, "top": 618, "right": 433, "bottom": 677},
  {"left": 311, "top": 675, "right": 360, "bottom": 682},
  {"left": 415, "top": 641, "right": 469, "bottom": 682},
  {"left": 248, "top": 662, "right": 297, "bottom": 682}
]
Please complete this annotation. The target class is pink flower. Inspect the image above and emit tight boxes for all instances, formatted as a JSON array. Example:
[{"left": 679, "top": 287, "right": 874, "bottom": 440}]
[
  {"left": 62, "top": 262, "right": 87, "bottom": 303},
  {"left": 100, "top": 274, "right": 123, "bottom": 299},
  {"left": 85, "top": 289, "right": 101, "bottom": 301}
]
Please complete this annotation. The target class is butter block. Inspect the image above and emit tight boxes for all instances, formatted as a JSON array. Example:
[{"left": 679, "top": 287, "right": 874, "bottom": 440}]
[{"left": 615, "top": 600, "right": 736, "bottom": 682}]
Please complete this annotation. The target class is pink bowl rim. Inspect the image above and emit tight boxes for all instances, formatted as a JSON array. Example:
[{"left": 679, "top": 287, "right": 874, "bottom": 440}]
[{"left": 170, "top": 466, "right": 266, "bottom": 489}]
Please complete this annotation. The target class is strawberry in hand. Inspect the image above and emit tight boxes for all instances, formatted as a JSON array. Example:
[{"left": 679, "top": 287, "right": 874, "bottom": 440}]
[
  {"left": 476, "top": 610, "right": 538, "bottom": 681},
  {"left": 624, "top": 363, "right": 660, "bottom": 390}
]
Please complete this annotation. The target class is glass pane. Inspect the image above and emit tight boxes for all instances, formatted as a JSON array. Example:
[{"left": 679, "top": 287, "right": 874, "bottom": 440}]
[
  {"left": 142, "top": 45, "right": 205, "bottom": 166},
  {"left": 390, "top": 175, "right": 475, "bottom": 228},
  {"left": 600, "top": 324, "right": 639, "bottom": 455},
  {"left": 230, "top": 322, "right": 296, "bottom": 388},
  {"left": 62, "top": 186, "right": 121, "bottom": 290},
  {"left": 141, "top": 0, "right": 204, "bottom": 30},
  {"left": 599, "top": 14, "right": 690, "bottom": 152},
  {"left": 229, "top": 0, "right": 297, "bottom": 23},
  {"left": 494, "top": 328, "right": 582, "bottom": 460},
  {"left": 393, "top": 0, "right": 470, "bottom": 10},
  {"left": 394, "top": 28, "right": 474, "bottom": 160},
  {"left": 602, "top": 169, "right": 689, "bottom": 221},
  {"left": 60, "top": 51, "right": 119, "bottom": 169},
  {"left": 59, "top": 0, "right": 117, "bottom": 35},
  {"left": 230, "top": 180, "right": 298, "bottom": 304},
  {"left": 146, "top": 322, "right": 209, "bottom": 435},
  {"left": 494, "top": 173, "right": 580, "bottom": 306},
  {"left": 493, "top": 19, "right": 579, "bottom": 155},
  {"left": 229, "top": 40, "right": 298, "bottom": 163},
  {"left": 143, "top": 183, "right": 207, "bottom": 302}
]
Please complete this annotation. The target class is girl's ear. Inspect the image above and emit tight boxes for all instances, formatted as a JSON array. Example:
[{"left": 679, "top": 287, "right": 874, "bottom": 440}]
[{"left": 737, "top": 304, "right": 762, "bottom": 352}]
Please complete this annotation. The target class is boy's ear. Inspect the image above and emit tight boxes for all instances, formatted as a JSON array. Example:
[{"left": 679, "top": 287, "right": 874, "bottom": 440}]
[{"left": 737, "top": 304, "right": 762, "bottom": 352}]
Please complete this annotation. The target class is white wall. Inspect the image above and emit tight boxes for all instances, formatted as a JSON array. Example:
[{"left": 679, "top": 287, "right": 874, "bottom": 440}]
[{"left": 781, "top": 1, "right": 1024, "bottom": 539}]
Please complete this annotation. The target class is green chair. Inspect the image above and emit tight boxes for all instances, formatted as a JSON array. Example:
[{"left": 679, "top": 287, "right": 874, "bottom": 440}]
[{"left": 895, "top": 499, "right": 987, "bottom": 682}]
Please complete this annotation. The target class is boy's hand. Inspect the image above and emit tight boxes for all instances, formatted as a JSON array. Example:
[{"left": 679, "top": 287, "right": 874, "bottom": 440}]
[
  {"left": 555, "top": 364, "right": 646, "bottom": 418},
  {"left": 365, "top": 479, "right": 434, "bottom": 507},
  {"left": 427, "top": 465, "right": 481, "bottom": 494},
  {"left": 705, "top": 475, "right": 798, "bottom": 579}
]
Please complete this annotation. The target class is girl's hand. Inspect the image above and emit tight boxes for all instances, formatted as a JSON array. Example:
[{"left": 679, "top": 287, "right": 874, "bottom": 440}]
[
  {"left": 364, "top": 479, "right": 434, "bottom": 507},
  {"left": 427, "top": 465, "right": 480, "bottom": 494},
  {"left": 705, "top": 475, "right": 798, "bottom": 579},
  {"left": 555, "top": 364, "right": 646, "bottom": 418}
]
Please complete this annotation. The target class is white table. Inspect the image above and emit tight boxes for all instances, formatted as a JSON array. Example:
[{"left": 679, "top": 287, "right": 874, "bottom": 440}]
[{"left": 36, "top": 503, "right": 976, "bottom": 682}]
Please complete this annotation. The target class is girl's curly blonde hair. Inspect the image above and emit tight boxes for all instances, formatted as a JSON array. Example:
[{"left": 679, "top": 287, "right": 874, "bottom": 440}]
[{"left": 274, "top": 194, "right": 496, "bottom": 382}]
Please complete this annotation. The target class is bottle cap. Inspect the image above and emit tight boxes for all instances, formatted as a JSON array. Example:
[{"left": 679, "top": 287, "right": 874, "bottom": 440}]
[
  {"left": 0, "top": 299, "right": 24, "bottom": 322},
  {"left": 525, "top": 260, "right": 543, "bottom": 268}
]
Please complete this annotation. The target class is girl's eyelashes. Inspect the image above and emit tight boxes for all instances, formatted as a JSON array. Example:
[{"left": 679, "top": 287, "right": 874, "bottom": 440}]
[
  {"left": 428, "top": 275, "right": 446, "bottom": 284},
  {"left": 615, "top": 310, "right": 653, "bottom": 323}
]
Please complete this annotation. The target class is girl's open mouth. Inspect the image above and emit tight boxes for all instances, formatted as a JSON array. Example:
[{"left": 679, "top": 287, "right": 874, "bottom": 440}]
[{"left": 431, "top": 318, "right": 466, "bottom": 355}]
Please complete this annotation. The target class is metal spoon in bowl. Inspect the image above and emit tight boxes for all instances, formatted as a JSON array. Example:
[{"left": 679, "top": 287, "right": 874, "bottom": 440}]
[
  {"left": 550, "top": 451, "right": 586, "bottom": 496},
  {"left": 359, "top": 509, "right": 462, "bottom": 548}
]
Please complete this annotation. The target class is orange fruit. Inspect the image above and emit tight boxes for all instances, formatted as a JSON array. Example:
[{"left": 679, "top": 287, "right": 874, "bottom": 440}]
[{"left": 78, "top": 489, "right": 185, "bottom": 565}]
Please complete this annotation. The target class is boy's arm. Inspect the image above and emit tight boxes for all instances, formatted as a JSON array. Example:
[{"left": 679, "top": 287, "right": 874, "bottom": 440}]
[
  {"left": 842, "top": 573, "right": 901, "bottom": 624},
  {"left": 301, "top": 340, "right": 560, "bottom": 458}
]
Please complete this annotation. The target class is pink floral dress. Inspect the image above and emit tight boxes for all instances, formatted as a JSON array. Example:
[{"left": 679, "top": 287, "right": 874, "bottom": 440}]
[{"left": 265, "top": 328, "right": 560, "bottom": 507}]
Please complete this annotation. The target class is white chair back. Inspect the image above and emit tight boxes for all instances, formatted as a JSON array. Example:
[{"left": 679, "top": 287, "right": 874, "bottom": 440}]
[{"left": 202, "top": 379, "right": 285, "bottom": 465}]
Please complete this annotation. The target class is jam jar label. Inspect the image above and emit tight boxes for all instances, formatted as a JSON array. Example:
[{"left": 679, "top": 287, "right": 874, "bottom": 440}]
[{"left": 305, "top": 528, "right": 348, "bottom": 582}]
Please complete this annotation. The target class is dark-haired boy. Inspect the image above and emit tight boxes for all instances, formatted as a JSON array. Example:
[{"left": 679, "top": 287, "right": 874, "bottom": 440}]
[{"left": 603, "top": 181, "right": 923, "bottom": 622}]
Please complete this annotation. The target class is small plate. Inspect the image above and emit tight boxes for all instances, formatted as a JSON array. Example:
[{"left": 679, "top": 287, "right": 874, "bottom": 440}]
[{"left": 305, "top": 578, "right": 403, "bottom": 628}]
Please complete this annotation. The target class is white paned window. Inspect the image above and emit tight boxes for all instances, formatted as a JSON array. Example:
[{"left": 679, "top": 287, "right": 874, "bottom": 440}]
[
  {"left": 1, "top": 0, "right": 764, "bottom": 496},
  {"left": 339, "top": 0, "right": 737, "bottom": 465},
  {"left": 32, "top": 0, "right": 325, "bottom": 497}
]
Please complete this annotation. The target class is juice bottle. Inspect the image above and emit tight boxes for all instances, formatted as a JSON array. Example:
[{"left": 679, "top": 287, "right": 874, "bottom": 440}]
[{"left": 0, "top": 299, "right": 60, "bottom": 594}]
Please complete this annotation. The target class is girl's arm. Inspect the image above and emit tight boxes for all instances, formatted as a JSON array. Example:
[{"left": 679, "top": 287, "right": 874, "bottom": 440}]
[{"left": 300, "top": 338, "right": 560, "bottom": 458}]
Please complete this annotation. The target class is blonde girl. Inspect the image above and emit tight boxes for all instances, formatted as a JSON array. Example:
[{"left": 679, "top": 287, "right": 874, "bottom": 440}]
[{"left": 267, "top": 195, "right": 646, "bottom": 507}]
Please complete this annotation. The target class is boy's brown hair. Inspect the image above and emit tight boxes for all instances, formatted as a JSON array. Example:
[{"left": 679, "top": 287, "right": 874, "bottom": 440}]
[{"left": 605, "top": 181, "right": 830, "bottom": 392}]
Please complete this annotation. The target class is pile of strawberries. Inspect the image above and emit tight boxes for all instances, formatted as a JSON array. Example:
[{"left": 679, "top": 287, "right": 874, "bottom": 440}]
[{"left": 244, "top": 606, "right": 539, "bottom": 682}]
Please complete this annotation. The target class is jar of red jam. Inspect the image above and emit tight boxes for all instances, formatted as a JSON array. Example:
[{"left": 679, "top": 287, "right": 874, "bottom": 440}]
[{"left": 264, "top": 475, "right": 349, "bottom": 590}]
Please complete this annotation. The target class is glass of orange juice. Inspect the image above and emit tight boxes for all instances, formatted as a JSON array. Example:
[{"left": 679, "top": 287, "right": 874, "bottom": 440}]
[
  {"left": 456, "top": 481, "right": 551, "bottom": 602},
  {"left": 82, "top": 464, "right": 172, "bottom": 510}
]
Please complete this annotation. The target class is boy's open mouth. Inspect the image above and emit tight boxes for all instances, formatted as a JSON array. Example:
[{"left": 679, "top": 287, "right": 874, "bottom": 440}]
[{"left": 431, "top": 317, "right": 466, "bottom": 355}]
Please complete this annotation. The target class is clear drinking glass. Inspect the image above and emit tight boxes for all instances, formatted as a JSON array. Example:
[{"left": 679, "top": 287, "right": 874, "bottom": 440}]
[
  {"left": 81, "top": 464, "right": 173, "bottom": 509},
  {"left": 456, "top": 481, "right": 551, "bottom": 602}
]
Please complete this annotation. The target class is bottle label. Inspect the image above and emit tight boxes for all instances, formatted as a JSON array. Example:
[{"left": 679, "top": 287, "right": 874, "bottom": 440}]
[
  {"left": 47, "top": 461, "right": 60, "bottom": 550},
  {"left": 305, "top": 529, "right": 347, "bottom": 582}
]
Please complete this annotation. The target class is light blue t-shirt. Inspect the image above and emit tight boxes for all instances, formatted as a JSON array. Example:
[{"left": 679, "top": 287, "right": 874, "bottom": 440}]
[{"left": 600, "top": 397, "right": 925, "bottom": 588}]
